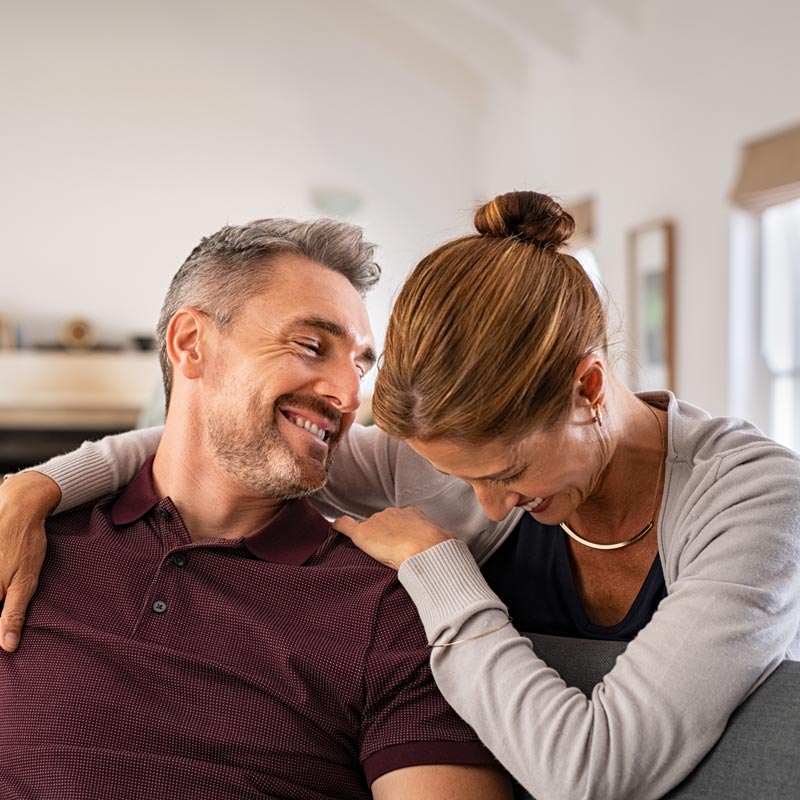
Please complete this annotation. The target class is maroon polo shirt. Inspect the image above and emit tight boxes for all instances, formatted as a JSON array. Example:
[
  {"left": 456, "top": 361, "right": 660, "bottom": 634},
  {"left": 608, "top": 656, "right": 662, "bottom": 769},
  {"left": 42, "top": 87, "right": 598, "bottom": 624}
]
[{"left": 0, "top": 460, "right": 493, "bottom": 799}]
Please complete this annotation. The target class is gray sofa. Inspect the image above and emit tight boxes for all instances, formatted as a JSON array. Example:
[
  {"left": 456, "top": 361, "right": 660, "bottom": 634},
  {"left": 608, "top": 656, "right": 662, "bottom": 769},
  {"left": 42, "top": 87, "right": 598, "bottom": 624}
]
[{"left": 515, "top": 633, "right": 800, "bottom": 799}]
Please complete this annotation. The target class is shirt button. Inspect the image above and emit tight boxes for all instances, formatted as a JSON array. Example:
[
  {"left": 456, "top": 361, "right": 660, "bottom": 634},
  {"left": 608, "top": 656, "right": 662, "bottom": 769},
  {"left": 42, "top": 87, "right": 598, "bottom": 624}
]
[
  {"left": 152, "top": 600, "right": 168, "bottom": 614},
  {"left": 157, "top": 508, "right": 170, "bottom": 520},
  {"left": 172, "top": 553, "right": 187, "bottom": 568}
]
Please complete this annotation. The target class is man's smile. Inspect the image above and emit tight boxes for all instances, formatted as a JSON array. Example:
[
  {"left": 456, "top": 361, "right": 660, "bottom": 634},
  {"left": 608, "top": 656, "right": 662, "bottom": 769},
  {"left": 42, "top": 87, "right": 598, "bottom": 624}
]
[{"left": 279, "top": 407, "right": 338, "bottom": 445}]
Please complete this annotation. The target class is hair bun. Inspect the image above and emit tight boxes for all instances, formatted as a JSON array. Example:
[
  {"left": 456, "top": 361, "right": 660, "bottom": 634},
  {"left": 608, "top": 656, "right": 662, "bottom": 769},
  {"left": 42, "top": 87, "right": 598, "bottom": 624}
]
[{"left": 474, "top": 191, "right": 575, "bottom": 250}]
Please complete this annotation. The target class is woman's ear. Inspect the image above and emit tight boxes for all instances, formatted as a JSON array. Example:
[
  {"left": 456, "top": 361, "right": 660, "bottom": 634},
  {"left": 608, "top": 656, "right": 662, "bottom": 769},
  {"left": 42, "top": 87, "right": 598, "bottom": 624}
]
[
  {"left": 165, "top": 307, "right": 209, "bottom": 382},
  {"left": 573, "top": 352, "right": 606, "bottom": 410}
]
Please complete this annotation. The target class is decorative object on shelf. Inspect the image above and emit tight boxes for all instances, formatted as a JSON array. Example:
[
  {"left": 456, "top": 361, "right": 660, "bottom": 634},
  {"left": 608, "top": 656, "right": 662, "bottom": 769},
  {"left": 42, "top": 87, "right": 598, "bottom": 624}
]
[
  {"left": 627, "top": 220, "right": 676, "bottom": 392},
  {"left": 0, "top": 315, "right": 16, "bottom": 349},
  {"left": 60, "top": 317, "right": 96, "bottom": 350},
  {"left": 0, "top": 349, "right": 161, "bottom": 472}
]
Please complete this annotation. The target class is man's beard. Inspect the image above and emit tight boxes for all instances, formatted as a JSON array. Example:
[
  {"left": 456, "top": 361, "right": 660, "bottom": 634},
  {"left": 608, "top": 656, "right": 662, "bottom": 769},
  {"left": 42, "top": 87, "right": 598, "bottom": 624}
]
[{"left": 206, "top": 391, "right": 341, "bottom": 501}]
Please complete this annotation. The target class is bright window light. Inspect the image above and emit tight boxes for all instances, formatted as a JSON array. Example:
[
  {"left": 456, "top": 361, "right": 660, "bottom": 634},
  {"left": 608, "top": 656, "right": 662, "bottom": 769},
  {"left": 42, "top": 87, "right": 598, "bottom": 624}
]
[{"left": 761, "top": 197, "right": 800, "bottom": 451}]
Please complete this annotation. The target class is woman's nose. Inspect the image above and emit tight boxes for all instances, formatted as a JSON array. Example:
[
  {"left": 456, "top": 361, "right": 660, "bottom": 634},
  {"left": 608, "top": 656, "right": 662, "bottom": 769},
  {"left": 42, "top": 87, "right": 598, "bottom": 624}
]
[{"left": 473, "top": 484, "right": 520, "bottom": 522}]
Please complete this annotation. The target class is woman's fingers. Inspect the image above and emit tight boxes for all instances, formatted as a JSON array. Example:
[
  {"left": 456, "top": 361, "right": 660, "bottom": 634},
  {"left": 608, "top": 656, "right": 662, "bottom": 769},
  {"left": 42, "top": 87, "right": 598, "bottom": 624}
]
[
  {"left": 1, "top": 538, "right": 47, "bottom": 652},
  {"left": 332, "top": 515, "right": 359, "bottom": 538},
  {"left": 1, "top": 571, "right": 41, "bottom": 651},
  {"left": 333, "top": 515, "right": 394, "bottom": 563},
  {"left": 333, "top": 508, "right": 456, "bottom": 571},
  {"left": 0, "top": 472, "right": 57, "bottom": 652}
]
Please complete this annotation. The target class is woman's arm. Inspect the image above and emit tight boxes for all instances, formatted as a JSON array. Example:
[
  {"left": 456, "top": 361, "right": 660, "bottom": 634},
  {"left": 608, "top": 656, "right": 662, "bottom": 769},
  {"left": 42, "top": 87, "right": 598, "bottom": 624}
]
[
  {"left": 318, "top": 424, "right": 520, "bottom": 564},
  {"left": 0, "top": 427, "right": 162, "bottom": 651},
  {"left": 0, "top": 471, "right": 58, "bottom": 651},
  {"left": 346, "top": 443, "right": 800, "bottom": 800},
  {"left": 0, "top": 424, "right": 514, "bottom": 653},
  {"left": 33, "top": 426, "right": 163, "bottom": 513},
  {"left": 15, "top": 421, "right": 516, "bottom": 563}
]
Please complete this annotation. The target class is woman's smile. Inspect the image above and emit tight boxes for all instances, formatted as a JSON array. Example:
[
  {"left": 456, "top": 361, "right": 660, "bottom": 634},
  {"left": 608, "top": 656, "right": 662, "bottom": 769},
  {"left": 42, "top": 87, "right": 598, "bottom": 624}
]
[{"left": 520, "top": 495, "right": 553, "bottom": 514}]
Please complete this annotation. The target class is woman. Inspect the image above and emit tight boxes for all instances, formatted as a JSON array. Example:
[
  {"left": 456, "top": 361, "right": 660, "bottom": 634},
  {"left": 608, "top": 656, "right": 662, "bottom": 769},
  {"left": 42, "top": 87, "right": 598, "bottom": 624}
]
[{"left": 3, "top": 192, "right": 800, "bottom": 799}]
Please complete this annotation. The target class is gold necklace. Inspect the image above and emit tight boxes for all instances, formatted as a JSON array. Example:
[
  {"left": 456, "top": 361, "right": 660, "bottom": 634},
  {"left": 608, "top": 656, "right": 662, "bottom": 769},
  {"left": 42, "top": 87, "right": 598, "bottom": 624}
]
[{"left": 559, "top": 402, "right": 665, "bottom": 551}]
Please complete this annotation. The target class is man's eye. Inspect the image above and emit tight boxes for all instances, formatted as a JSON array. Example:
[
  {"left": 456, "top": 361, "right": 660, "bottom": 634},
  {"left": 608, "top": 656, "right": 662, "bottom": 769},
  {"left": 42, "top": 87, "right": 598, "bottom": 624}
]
[{"left": 296, "top": 340, "right": 321, "bottom": 355}]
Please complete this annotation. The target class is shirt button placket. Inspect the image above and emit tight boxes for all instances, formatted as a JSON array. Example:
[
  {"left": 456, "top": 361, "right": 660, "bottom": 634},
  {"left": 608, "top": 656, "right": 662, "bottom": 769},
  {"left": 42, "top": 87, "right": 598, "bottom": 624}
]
[{"left": 151, "top": 506, "right": 177, "bottom": 623}]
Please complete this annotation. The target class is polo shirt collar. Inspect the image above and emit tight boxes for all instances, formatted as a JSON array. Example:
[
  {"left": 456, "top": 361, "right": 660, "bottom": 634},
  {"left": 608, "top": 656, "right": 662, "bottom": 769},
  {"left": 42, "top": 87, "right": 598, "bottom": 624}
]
[{"left": 111, "top": 457, "right": 332, "bottom": 565}]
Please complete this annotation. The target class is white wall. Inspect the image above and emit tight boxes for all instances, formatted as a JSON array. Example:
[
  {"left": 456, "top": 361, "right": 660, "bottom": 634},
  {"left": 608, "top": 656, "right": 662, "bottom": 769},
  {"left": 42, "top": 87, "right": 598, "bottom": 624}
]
[
  {"left": 479, "top": 0, "right": 800, "bottom": 415},
  {"left": 4, "top": 0, "right": 799, "bottom": 416},
  {"left": 0, "top": 0, "right": 481, "bottom": 388}
]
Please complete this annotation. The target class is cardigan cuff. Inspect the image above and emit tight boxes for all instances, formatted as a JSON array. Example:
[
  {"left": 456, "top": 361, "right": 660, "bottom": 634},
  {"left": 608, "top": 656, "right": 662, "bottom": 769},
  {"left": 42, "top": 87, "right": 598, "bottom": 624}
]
[
  {"left": 398, "top": 538, "right": 508, "bottom": 641},
  {"left": 28, "top": 446, "right": 119, "bottom": 513}
]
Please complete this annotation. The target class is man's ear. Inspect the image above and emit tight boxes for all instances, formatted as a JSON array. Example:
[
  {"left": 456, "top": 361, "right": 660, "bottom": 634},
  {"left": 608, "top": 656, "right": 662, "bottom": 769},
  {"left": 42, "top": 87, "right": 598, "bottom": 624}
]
[
  {"left": 573, "top": 352, "right": 606, "bottom": 410},
  {"left": 165, "top": 307, "right": 210, "bottom": 382}
]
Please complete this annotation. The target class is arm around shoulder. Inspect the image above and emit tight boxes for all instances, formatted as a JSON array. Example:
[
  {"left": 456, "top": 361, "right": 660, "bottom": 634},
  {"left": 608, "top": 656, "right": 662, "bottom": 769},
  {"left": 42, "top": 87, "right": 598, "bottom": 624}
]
[
  {"left": 29, "top": 425, "right": 163, "bottom": 513},
  {"left": 317, "top": 425, "right": 517, "bottom": 562}
]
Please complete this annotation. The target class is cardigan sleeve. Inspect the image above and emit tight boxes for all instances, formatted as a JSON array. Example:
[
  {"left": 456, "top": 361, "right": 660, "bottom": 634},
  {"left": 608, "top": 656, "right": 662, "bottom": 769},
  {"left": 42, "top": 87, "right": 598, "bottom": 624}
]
[
  {"left": 30, "top": 422, "right": 518, "bottom": 563},
  {"left": 398, "top": 442, "right": 800, "bottom": 800},
  {"left": 33, "top": 427, "right": 163, "bottom": 513},
  {"left": 313, "top": 424, "right": 519, "bottom": 563}
]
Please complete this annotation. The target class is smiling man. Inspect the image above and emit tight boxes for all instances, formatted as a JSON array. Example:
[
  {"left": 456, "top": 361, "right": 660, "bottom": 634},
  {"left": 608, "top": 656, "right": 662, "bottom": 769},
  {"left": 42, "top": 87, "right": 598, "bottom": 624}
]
[{"left": 0, "top": 219, "right": 508, "bottom": 800}]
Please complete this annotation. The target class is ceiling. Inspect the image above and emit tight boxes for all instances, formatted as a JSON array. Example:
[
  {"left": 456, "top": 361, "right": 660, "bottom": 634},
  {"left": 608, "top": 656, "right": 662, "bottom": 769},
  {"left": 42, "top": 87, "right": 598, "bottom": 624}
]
[{"left": 362, "top": 0, "right": 642, "bottom": 91}]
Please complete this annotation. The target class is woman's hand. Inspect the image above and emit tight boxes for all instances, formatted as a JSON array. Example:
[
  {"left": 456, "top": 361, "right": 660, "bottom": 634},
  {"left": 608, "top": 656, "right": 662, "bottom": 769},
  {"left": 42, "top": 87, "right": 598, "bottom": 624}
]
[
  {"left": 334, "top": 507, "right": 456, "bottom": 570},
  {"left": 0, "top": 472, "right": 61, "bottom": 652}
]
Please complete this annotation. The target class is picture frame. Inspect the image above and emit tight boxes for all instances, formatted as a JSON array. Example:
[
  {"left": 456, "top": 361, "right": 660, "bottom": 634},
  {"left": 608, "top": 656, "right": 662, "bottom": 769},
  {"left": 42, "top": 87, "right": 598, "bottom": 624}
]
[{"left": 627, "top": 220, "right": 676, "bottom": 392}]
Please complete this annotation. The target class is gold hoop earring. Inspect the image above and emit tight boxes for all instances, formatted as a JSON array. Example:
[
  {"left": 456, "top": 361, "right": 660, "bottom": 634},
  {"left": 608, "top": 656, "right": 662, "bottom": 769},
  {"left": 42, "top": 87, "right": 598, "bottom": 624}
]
[{"left": 592, "top": 405, "right": 604, "bottom": 427}]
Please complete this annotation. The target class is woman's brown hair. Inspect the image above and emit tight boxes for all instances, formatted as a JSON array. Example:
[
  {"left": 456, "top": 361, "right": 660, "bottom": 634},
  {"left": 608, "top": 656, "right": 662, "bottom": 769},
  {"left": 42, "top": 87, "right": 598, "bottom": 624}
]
[{"left": 372, "top": 190, "right": 607, "bottom": 443}]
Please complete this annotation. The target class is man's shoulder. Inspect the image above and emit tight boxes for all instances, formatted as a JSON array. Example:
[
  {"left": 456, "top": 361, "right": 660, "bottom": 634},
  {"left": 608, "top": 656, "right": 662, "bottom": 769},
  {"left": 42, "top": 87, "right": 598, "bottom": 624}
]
[
  {"left": 309, "top": 529, "right": 402, "bottom": 584},
  {"left": 46, "top": 492, "right": 120, "bottom": 533},
  {"left": 307, "top": 531, "right": 424, "bottom": 628}
]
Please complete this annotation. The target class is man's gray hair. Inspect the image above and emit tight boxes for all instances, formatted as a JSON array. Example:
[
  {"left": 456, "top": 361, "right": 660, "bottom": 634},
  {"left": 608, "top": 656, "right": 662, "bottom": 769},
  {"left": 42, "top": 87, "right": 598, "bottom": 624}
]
[{"left": 156, "top": 217, "right": 380, "bottom": 404}]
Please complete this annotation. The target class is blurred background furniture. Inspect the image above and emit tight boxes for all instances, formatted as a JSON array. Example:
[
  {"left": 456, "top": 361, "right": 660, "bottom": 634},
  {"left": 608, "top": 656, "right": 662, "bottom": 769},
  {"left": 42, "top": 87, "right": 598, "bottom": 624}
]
[{"left": 0, "top": 351, "right": 159, "bottom": 473}]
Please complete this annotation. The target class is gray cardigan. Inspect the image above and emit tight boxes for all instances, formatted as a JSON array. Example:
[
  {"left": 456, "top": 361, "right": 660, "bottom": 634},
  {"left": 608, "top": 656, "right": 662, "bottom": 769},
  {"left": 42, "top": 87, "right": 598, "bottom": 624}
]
[{"left": 37, "top": 392, "right": 800, "bottom": 800}]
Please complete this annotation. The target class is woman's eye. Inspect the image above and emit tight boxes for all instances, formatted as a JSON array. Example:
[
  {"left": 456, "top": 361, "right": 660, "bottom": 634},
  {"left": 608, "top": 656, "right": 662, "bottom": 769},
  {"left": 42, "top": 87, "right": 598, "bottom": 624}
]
[{"left": 493, "top": 471, "right": 524, "bottom": 487}]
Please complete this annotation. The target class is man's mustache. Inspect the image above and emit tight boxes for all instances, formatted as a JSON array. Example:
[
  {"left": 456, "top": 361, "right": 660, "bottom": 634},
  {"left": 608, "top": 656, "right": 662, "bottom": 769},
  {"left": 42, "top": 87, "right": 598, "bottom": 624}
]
[{"left": 274, "top": 393, "right": 343, "bottom": 437}]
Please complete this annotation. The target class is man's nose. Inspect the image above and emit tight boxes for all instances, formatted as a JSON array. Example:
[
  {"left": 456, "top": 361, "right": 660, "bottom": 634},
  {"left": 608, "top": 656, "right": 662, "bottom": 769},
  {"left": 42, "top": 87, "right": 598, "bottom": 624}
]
[
  {"left": 315, "top": 361, "right": 362, "bottom": 414},
  {"left": 473, "top": 484, "right": 520, "bottom": 522}
]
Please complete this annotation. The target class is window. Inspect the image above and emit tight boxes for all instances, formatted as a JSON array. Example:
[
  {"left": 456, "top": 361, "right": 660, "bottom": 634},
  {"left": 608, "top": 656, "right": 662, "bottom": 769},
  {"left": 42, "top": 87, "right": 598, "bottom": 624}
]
[
  {"left": 760, "top": 198, "right": 800, "bottom": 450},
  {"left": 730, "top": 125, "right": 800, "bottom": 452},
  {"left": 565, "top": 197, "right": 603, "bottom": 292},
  {"left": 574, "top": 247, "right": 603, "bottom": 294}
]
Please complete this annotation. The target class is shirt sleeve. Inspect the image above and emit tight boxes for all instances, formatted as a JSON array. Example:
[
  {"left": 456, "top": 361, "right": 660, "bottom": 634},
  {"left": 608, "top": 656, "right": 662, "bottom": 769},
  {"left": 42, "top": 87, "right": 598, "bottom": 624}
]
[
  {"left": 398, "top": 443, "right": 800, "bottom": 800},
  {"left": 358, "top": 575, "right": 497, "bottom": 784},
  {"left": 31, "top": 427, "right": 163, "bottom": 513}
]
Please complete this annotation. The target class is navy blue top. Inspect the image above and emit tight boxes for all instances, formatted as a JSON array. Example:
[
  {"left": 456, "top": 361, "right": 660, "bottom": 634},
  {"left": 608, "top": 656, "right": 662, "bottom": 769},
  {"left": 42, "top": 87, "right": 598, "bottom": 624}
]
[{"left": 481, "top": 513, "right": 667, "bottom": 642}]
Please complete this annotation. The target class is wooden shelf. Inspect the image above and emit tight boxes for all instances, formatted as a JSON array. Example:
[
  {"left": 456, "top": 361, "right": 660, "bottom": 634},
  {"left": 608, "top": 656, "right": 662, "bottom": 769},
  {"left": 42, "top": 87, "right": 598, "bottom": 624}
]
[{"left": 0, "top": 351, "right": 160, "bottom": 430}]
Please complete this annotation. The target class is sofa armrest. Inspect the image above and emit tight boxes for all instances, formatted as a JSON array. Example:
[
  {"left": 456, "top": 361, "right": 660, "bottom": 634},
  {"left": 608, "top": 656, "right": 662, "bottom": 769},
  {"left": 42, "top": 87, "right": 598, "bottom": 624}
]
[{"left": 517, "top": 633, "right": 800, "bottom": 799}]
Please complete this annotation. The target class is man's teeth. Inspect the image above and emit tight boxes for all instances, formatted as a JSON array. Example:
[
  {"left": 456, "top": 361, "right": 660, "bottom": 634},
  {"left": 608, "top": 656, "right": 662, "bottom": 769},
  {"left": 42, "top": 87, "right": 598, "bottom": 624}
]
[
  {"left": 522, "top": 496, "right": 545, "bottom": 512},
  {"left": 292, "top": 415, "right": 327, "bottom": 442}
]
